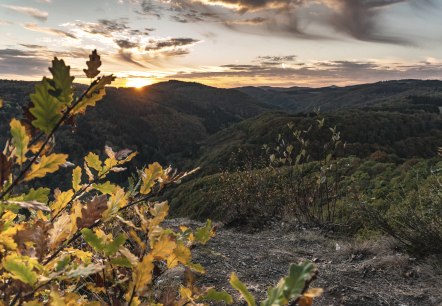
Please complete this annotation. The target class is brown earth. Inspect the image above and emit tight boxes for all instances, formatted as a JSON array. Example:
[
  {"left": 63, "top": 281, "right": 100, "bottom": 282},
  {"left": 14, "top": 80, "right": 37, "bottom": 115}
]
[{"left": 164, "top": 219, "right": 442, "bottom": 306}]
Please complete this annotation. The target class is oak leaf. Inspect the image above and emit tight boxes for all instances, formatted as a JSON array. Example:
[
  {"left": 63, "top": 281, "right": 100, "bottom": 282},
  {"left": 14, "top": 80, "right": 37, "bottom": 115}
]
[
  {"left": 24, "top": 153, "right": 68, "bottom": 181},
  {"left": 10, "top": 119, "right": 30, "bottom": 165}
]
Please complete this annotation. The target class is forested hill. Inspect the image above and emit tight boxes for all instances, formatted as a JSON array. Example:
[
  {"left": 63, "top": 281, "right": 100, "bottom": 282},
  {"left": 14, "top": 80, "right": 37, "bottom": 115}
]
[
  {"left": 0, "top": 79, "right": 269, "bottom": 166},
  {"left": 1, "top": 79, "right": 441, "bottom": 171},
  {"left": 237, "top": 79, "right": 442, "bottom": 112}
]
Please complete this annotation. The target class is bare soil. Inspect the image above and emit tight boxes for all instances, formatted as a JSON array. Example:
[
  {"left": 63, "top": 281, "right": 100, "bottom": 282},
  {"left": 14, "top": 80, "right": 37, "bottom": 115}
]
[{"left": 165, "top": 219, "right": 442, "bottom": 306}]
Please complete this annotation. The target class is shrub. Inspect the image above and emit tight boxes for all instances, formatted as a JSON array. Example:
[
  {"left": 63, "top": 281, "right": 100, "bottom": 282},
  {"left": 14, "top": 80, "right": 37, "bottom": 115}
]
[{"left": 362, "top": 163, "right": 442, "bottom": 254}]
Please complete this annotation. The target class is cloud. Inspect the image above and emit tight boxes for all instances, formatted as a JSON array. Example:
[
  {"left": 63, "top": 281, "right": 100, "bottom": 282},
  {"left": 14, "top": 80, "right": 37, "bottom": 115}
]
[
  {"left": 64, "top": 19, "right": 199, "bottom": 65},
  {"left": 115, "top": 39, "right": 139, "bottom": 49},
  {"left": 0, "top": 48, "right": 49, "bottom": 77},
  {"left": 324, "top": 0, "right": 414, "bottom": 45},
  {"left": 24, "top": 23, "right": 77, "bottom": 39},
  {"left": 1, "top": 5, "right": 48, "bottom": 22},
  {"left": 0, "top": 46, "right": 94, "bottom": 79},
  {"left": 145, "top": 38, "right": 200, "bottom": 51},
  {"left": 133, "top": 0, "right": 432, "bottom": 45},
  {"left": 164, "top": 55, "right": 442, "bottom": 87}
]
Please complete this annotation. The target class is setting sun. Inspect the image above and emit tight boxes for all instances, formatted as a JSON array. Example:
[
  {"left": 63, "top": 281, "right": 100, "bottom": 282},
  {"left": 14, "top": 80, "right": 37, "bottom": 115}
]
[{"left": 125, "top": 78, "right": 152, "bottom": 88}]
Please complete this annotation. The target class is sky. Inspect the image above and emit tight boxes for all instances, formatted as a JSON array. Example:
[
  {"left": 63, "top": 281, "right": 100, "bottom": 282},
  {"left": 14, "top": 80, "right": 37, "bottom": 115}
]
[{"left": 1, "top": 0, "right": 442, "bottom": 88}]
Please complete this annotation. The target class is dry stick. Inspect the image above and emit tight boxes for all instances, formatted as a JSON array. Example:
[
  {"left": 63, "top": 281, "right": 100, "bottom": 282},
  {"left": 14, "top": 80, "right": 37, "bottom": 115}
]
[{"left": 0, "top": 79, "right": 101, "bottom": 201}]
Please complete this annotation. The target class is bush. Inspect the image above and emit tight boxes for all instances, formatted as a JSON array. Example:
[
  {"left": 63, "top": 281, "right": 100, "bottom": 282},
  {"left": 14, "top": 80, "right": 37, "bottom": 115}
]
[{"left": 362, "top": 163, "right": 442, "bottom": 254}]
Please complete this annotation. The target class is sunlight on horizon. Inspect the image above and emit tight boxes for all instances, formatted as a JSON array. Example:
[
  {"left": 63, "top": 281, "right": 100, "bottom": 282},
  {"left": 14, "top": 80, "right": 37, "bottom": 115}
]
[{"left": 124, "top": 78, "right": 153, "bottom": 88}]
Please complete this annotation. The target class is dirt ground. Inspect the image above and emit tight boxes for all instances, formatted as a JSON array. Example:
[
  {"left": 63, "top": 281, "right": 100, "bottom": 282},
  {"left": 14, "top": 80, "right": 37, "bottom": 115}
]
[{"left": 164, "top": 219, "right": 442, "bottom": 306}]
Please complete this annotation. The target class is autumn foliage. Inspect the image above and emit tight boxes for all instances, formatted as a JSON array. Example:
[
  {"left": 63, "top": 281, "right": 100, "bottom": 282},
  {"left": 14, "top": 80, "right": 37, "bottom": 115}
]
[{"left": 0, "top": 51, "right": 321, "bottom": 305}]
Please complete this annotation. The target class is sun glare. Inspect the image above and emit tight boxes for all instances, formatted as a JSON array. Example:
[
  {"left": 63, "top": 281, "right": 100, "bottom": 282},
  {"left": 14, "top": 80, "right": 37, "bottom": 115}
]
[{"left": 125, "top": 78, "right": 152, "bottom": 88}]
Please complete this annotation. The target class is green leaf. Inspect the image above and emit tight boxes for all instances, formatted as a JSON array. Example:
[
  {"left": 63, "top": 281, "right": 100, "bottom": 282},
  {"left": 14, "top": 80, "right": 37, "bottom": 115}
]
[
  {"left": 10, "top": 119, "right": 30, "bottom": 165},
  {"left": 55, "top": 255, "right": 71, "bottom": 272},
  {"left": 24, "top": 187, "right": 50, "bottom": 203},
  {"left": 81, "top": 229, "right": 126, "bottom": 256},
  {"left": 48, "top": 57, "right": 74, "bottom": 105},
  {"left": 110, "top": 256, "right": 132, "bottom": 268},
  {"left": 195, "top": 219, "right": 214, "bottom": 245},
  {"left": 29, "top": 78, "right": 63, "bottom": 134},
  {"left": 93, "top": 181, "right": 118, "bottom": 195},
  {"left": 81, "top": 228, "right": 105, "bottom": 253},
  {"left": 230, "top": 273, "right": 256, "bottom": 306},
  {"left": 104, "top": 234, "right": 126, "bottom": 256},
  {"left": 261, "top": 262, "right": 316, "bottom": 306},
  {"left": 201, "top": 289, "right": 234, "bottom": 304},
  {"left": 2, "top": 255, "right": 38, "bottom": 286}
]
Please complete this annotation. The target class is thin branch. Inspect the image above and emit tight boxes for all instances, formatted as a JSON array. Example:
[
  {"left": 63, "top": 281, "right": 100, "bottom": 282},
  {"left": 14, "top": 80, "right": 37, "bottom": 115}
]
[{"left": 0, "top": 80, "right": 101, "bottom": 201}]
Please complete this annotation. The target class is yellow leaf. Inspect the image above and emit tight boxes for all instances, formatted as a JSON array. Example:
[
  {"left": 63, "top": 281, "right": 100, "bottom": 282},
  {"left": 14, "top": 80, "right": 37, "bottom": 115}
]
[
  {"left": 84, "top": 162, "right": 94, "bottom": 181},
  {"left": 304, "top": 288, "right": 323, "bottom": 298},
  {"left": 72, "top": 166, "right": 81, "bottom": 192},
  {"left": 48, "top": 213, "right": 72, "bottom": 249},
  {"left": 149, "top": 201, "right": 169, "bottom": 231},
  {"left": 24, "top": 153, "right": 68, "bottom": 181},
  {"left": 50, "top": 189, "right": 74, "bottom": 218},
  {"left": 180, "top": 287, "right": 193, "bottom": 301},
  {"left": 23, "top": 302, "right": 43, "bottom": 306},
  {"left": 103, "top": 157, "right": 118, "bottom": 173},
  {"left": 84, "top": 152, "right": 102, "bottom": 173},
  {"left": 72, "top": 75, "right": 114, "bottom": 114},
  {"left": 134, "top": 254, "right": 154, "bottom": 294},
  {"left": 102, "top": 187, "right": 127, "bottom": 220},
  {"left": 50, "top": 289, "right": 66, "bottom": 306},
  {"left": 151, "top": 234, "right": 176, "bottom": 260},
  {"left": 140, "top": 162, "right": 163, "bottom": 194},
  {"left": 1, "top": 211, "right": 17, "bottom": 222},
  {"left": 167, "top": 242, "right": 191, "bottom": 268},
  {"left": 2, "top": 254, "right": 38, "bottom": 286},
  {"left": 65, "top": 247, "right": 93, "bottom": 264},
  {"left": 129, "top": 230, "right": 146, "bottom": 252},
  {"left": 119, "top": 247, "right": 139, "bottom": 267},
  {"left": 0, "top": 224, "right": 24, "bottom": 250},
  {"left": 10, "top": 119, "right": 30, "bottom": 165}
]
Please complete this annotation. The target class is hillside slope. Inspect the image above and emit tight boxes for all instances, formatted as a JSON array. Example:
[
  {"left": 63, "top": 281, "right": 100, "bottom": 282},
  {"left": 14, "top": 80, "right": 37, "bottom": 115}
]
[
  {"left": 0, "top": 80, "right": 269, "bottom": 166},
  {"left": 237, "top": 79, "right": 442, "bottom": 112}
]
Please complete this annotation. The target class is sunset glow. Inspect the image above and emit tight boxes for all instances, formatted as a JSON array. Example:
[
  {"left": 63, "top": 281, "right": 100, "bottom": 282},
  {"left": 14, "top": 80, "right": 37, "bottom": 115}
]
[
  {"left": 125, "top": 78, "right": 153, "bottom": 88},
  {"left": 1, "top": 0, "right": 442, "bottom": 87}
]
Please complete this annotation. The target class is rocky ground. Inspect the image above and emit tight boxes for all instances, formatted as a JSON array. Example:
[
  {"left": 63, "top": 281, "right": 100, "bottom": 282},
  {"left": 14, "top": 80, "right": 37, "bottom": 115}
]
[{"left": 163, "top": 219, "right": 442, "bottom": 306}]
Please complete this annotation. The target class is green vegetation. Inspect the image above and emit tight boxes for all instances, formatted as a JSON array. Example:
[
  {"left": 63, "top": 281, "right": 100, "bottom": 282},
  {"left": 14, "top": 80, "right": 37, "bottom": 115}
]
[
  {"left": 0, "top": 50, "right": 441, "bottom": 305},
  {"left": 0, "top": 52, "right": 321, "bottom": 305}
]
